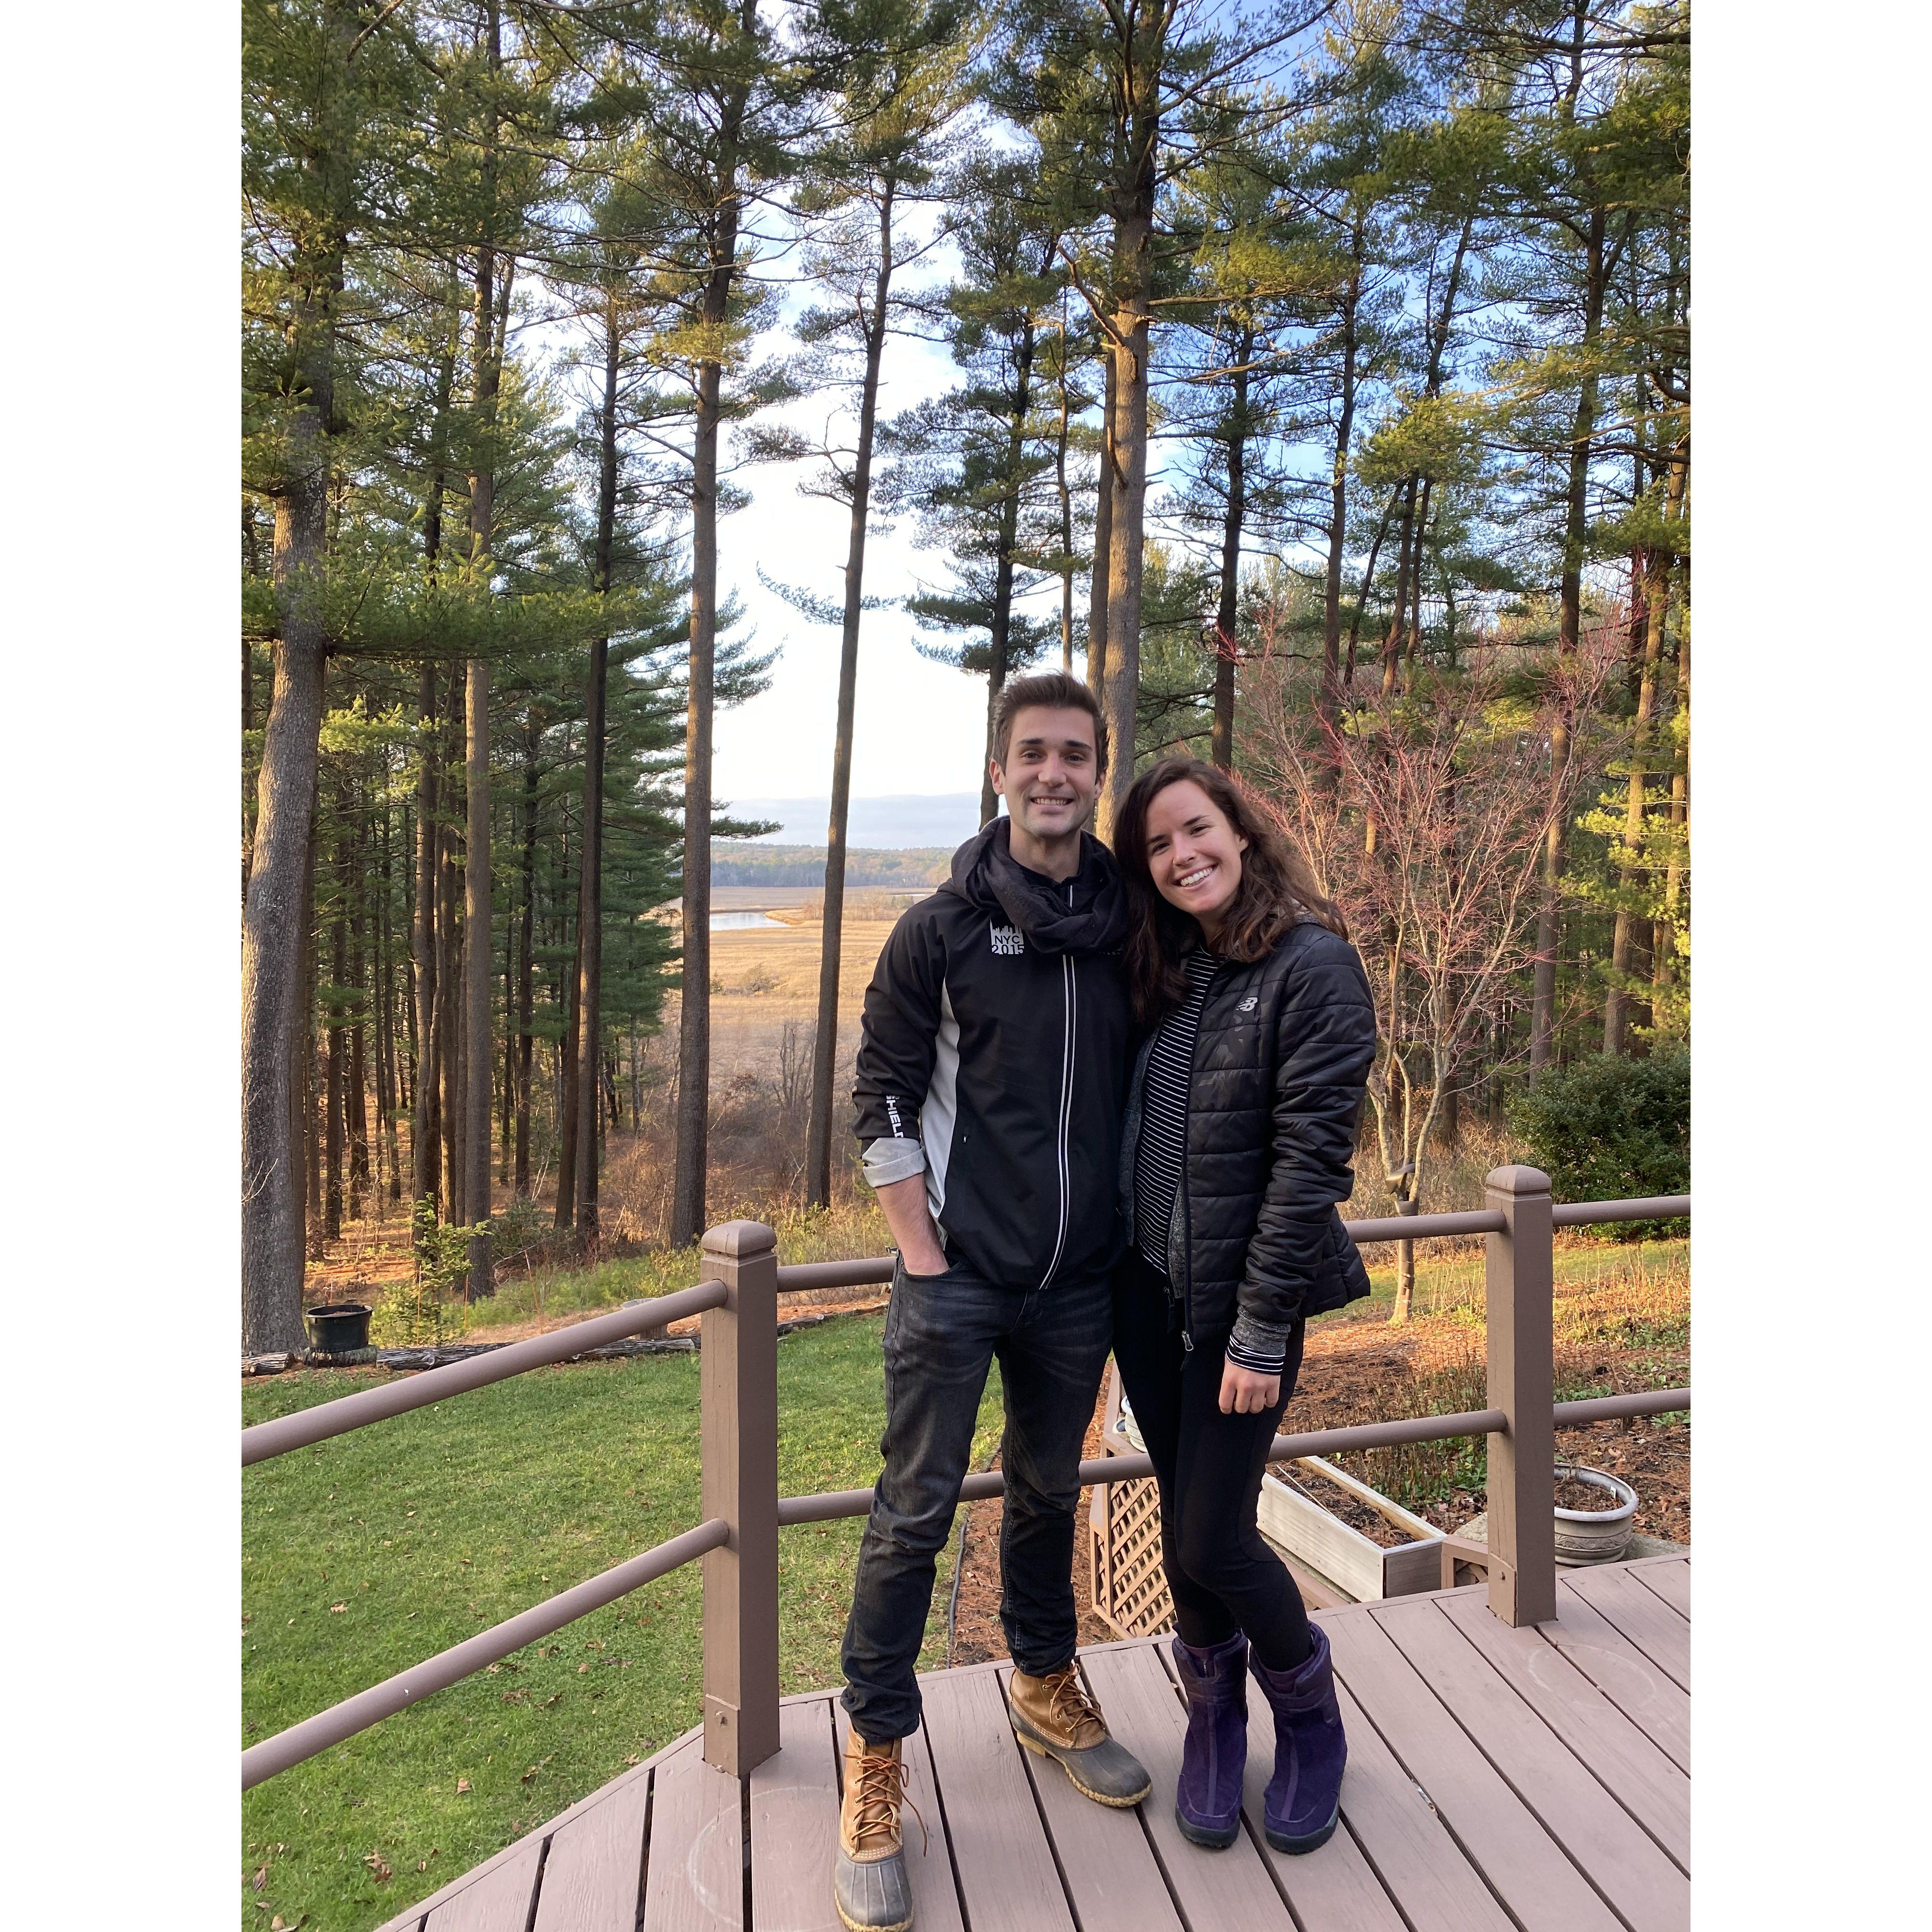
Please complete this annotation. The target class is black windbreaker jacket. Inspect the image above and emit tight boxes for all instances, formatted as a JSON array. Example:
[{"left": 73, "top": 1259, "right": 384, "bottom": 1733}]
[
  {"left": 852, "top": 819, "right": 1134, "bottom": 1292},
  {"left": 1120, "top": 919, "right": 1378, "bottom": 1359}
]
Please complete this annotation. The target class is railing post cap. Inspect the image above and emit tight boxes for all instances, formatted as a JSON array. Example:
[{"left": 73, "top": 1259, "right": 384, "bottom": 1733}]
[
  {"left": 1484, "top": 1164, "right": 1552, "bottom": 1197},
  {"left": 701, "top": 1219, "right": 778, "bottom": 1260}
]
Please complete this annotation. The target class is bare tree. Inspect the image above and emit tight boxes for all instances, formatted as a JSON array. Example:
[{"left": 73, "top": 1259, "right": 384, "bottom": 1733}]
[{"left": 1245, "top": 621, "right": 1618, "bottom": 1320}]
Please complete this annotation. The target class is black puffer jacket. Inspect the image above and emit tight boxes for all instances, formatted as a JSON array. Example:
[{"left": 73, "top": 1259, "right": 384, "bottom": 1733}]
[{"left": 1120, "top": 918, "right": 1377, "bottom": 1356}]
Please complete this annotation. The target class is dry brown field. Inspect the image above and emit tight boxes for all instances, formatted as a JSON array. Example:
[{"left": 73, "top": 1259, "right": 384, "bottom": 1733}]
[{"left": 692, "top": 897, "right": 920, "bottom": 1084}]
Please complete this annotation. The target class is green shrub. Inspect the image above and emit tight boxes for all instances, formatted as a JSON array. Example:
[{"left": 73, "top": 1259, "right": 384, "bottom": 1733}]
[{"left": 1507, "top": 1052, "right": 1689, "bottom": 1239}]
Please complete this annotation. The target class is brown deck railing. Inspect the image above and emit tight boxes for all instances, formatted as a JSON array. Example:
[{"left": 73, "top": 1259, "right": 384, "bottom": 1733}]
[{"left": 241, "top": 1166, "right": 1689, "bottom": 1791}]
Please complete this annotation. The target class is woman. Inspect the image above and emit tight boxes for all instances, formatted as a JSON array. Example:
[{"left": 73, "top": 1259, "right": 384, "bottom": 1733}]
[{"left": 1112, "top": 757, "right": 1376, "bottom": 1855}]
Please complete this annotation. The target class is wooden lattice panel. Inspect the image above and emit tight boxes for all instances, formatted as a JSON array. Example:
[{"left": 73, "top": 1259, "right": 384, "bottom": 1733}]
[{"left": 1087, "top": 1362, "right": 1176, "bottom": 1639}]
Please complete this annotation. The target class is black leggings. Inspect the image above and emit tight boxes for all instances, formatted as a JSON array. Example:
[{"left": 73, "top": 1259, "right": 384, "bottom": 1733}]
[{"left": 1111, "top": 1254, "right": 1312, "bottom": 1670}]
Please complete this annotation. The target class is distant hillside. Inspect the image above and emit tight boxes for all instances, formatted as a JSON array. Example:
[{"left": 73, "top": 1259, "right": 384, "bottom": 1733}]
[{"left": 710, "top": 843, "right": 953, "bottom": 888}]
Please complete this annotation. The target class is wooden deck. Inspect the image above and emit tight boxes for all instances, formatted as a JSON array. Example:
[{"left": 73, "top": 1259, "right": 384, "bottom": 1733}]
[{"left": 377, "top": 1554, "right": 1689, "bottom": 1932}]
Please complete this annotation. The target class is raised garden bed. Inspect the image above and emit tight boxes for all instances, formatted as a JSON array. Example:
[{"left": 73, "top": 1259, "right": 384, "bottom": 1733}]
[{"left": 1255, "top": 1455, "right": 1446, "bottom": 1602}]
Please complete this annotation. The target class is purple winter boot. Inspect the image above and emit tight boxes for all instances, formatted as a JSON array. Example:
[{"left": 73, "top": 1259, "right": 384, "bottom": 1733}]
[
  {"left": 1249, "top": 1623, "right": 1346, "bottom": 1853},
  {"left": 1169, "top": 1631, "right": 1249, "bottom": 1848}
]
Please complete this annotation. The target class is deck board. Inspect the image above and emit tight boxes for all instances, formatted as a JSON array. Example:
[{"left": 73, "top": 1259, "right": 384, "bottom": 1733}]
[
  {"left": 535, "top": 1769, "right": 650, "bottom": 1930},
  {"left": 642, "top": 1730, "right": 744, "bottom": 1930},
  {"left": 750, "top": 1700, "right": 843, "bottom": 1932},
  {"left": 1628, "top": 1554, "right": 1691, "bottom": 1619},
  {"left": 993, "top": 1657, "right": 1186, "bottom": 1932},
  {"left": 1438, "top": 1590, "right": 1689, "bottom": 1869},
  {"left": 1319, "top": 1673, "right": 1517, "bottom": 1932},
  {"left": 373, "top": 1557, "right": 1690, "bottom": 1932},
  {"left": 1560, "top": 1565, "right": 1690, "bottom": 1690},
  {"left": 1369, "top": 1594, "right": 1689, "bottom": 1931},
  {"left": 419, "top": 1838, "right": 544, "bottom": 1932},
  {"left": 1532, "top": 1591, "right": 1690, "bottom": 1774},
  {"left": 1081, "top": 1642, "right": 1297, "bottom": 1930},
  {"left": 917, "top": 1667, "right": 1079, "bottom": 1932},
  {"left": 1326, "top": 1601, "right": 1626, "bottom": 1932}
]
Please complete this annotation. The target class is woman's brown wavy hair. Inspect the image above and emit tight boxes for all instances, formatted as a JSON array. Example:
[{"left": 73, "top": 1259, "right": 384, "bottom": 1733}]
[{"left": 1115, "top": 757, "right": 1348, "bottom": 1023}]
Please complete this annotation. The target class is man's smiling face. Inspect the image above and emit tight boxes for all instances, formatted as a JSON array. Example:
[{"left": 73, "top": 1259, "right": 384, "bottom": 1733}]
[{"left": 989, "top": 704, "right": 1102, "bottom": 847}]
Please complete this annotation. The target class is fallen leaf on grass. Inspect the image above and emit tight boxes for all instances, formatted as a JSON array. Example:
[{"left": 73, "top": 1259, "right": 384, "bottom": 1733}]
[
  {"left": 577, "top": 1661, "right": 590, "bottom": 1674},
  {"left": 329, "top": 1603, "right": 346, "bottom": 1615},
  {"left": 364, "top": 1850, "right": 393, "bottom": 1882},
  {"left": 455, "top": 1778, "right": 472, "bottom": 1794},
  {"left": 253, "top": 1866, "right": 267, "bottom": 1890}
]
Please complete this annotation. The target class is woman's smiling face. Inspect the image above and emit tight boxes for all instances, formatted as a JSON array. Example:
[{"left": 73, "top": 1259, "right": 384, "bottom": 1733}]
[{"left": 1142, "top": 778, "right": 1247, "bottom": 938}]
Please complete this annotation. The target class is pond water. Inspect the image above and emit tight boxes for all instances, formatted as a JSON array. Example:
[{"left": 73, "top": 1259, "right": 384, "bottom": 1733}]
[{"left": 710, "top": 910, "right": 787, "bottom": 931}]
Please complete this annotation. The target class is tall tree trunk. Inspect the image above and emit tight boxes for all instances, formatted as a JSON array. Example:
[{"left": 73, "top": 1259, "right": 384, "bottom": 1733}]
[
  {"left": 303, "top": 804, "right": 323, "bottom": 1260},
  {"left": 806, "top": 184, "right": 896, "bottom": 1208},
  {"left": 1344, "top": 489, "right": 1398, "bottom": 689},
  {"left": 1211, "top": 323, "right": 1253, "bottom": 771},
  {"left": 464, "top": 658, "right": 492, "bottom": 1286},
  {"left": 1320, "top": 231, "right": 1364, "bottom": 727},
  {"left": 574, "top": 306, "right": 621, "bottom": 1239},
  {"left": 516, "top": 721, "right": 537, "bottom": 1196},
  {"left": 1406, "top": 477, "right": 1432, "bottom": 672},
  {"left": 556, "top": 811, "right": 580, "bottom": 1228},
  {"left": 411, "top": 665, "right": 441, "bottom": 1208},
  {"left": 672, "top": 30, "right": 751, "bottom": 1248},
  {"left": 439, "top": 661, "right": 463, "bottom": 1217},
  {"left": 378, "top": 803, "right": 402, "bottom": 1201},
  {"left": 241, "top": 260, "right": 337, "bottom": 1352},
  {"left": 1056, "top": 305, "right": 1075, "bottom": 672},
  {"left": 978, "top": 311, "right": 1037, "bottom": 827},
  {"left": 501, "top": 883, "right": 515, "bottom": 1187},
  {"left": 1531, "top": 32, "right": 1609, "bottom": 1070},
  {"left": 459, "top": 0, "right": 507, "bottom": 1292},
  {"left": 1098, "top": 192, "right": 1154, "bottom": 840},
  {"left": 1655, "top": 563, "right": 1689, "bottom": 1011},
  {"left": 1087, "top": 351, "right": 1114, "bottom": 702},
  {"left": 347, "top": 812, "right": 370, "bottom": 1218},
  {"left": 1603, "top": 526, "right": 1669, "bottom": 1054},
  {"left": 1379, "top": 479, "right": 1419, "bottom": 695}
]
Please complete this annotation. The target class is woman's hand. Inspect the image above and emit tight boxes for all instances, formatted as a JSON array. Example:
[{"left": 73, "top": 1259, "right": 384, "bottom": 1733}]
[{"left": 1219, "top": 1361, "right": 1280, "bottom": 1415}]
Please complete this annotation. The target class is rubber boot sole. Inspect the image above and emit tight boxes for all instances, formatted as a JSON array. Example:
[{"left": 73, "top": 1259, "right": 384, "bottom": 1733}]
[
  {"left": 1173, "top": 1803, "right": 1242, "bottom": 1849},
  {"left": 1264, "top": 1799, "right": 1340, "bottom": 1855},
  {"left": 1010, "top": 1716, "right": 1153, "bottom": 1807}
]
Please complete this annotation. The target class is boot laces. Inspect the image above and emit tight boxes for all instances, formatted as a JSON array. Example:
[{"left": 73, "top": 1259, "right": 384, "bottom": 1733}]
[
  {"left": 1041, "top": 1664, "right": 1108, "bottom": 1749},
  {"left": 851, "top": 1744, "right": 929, "bottom": 1856}
]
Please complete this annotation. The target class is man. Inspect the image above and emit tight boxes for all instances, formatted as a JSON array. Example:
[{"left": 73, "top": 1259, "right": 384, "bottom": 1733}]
[{"left": 833, "top": 671, "right": 1151, "bottom": 1932}]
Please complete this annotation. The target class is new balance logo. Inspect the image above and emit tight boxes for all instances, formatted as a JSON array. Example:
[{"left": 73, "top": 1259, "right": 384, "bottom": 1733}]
[
  {"left": 989, "top": 924, "right": 1024, "bottom": 956},
  {"left": 1237, "top": 995, "right": 1258, "bottom": 1012}
]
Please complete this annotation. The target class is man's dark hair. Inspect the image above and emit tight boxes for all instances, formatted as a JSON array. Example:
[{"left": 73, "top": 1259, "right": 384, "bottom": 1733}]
[{"left": 990, "top": 671, "right": 1109, "bottom": 775}]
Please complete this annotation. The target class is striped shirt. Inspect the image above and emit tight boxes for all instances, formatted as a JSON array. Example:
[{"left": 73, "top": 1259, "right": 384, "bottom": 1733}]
[
  {"left": 1134, "top": 951, "right": 1214, "bottom": 1277},
  {"left": 1134, "top": 949, "right": 1287, "bottom": 1375}
]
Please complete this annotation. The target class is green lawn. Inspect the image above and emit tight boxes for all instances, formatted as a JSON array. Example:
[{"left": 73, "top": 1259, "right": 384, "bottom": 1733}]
[{"left": 242, "top": 1311, "right": 999, "bottom": 1932}]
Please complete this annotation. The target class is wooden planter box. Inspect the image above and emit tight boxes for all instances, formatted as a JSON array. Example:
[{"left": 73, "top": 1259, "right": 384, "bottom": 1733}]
[
  {"left": 1255, "top": 1456, "right": 1446, "bottom": 1602},
  {"left": 1088, "top": 1365, "right": 1448, "bottom": 1631}
]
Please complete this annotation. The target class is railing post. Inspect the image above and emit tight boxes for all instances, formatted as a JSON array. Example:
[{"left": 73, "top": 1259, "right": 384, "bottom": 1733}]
[
  {"left": 699, "top": 1219, "right": 781, "bottom": 1774},
  {"left": 1483, "top": 1165, "right": 1556, "bottom": 1625}
]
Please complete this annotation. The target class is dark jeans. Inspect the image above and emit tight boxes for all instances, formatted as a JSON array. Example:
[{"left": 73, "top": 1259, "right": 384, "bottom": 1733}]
[
  {"left": 840, "top": 1257, "right": 1114, "bottom": 1743},
  {"left": 1112, "top": 1253, "right": 1313, "bottom": 1670}
]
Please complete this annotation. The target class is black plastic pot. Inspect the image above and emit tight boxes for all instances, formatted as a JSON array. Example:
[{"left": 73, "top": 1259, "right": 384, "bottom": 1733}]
[{"left": 305, "top": 1302, "right": 373, "bottom": 1354}]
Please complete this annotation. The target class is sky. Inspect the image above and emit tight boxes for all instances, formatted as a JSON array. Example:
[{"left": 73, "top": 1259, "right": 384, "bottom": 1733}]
[{"left": 706, "top": 313, "right": 1043, "bottom": 817}]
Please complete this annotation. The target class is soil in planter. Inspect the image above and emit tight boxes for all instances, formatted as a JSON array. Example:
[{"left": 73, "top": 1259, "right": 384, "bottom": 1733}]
[
  {"left": 1276, "top": 1471, "right": 1418, "bottom": 1549},
  {"left": 1554, "top": 1473, "right": 1629, "bottom": 1512}
]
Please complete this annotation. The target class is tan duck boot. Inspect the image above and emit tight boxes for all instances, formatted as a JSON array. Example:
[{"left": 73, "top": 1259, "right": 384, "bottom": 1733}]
[
  {"left": 834, "top": 1728, "right": 917, "bottom": 1932},
  {"left": 1007, "top": 1660, "right": 1152, "bottom": 1806}
]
